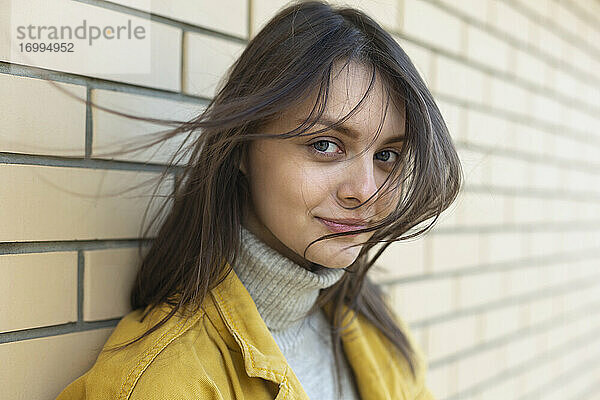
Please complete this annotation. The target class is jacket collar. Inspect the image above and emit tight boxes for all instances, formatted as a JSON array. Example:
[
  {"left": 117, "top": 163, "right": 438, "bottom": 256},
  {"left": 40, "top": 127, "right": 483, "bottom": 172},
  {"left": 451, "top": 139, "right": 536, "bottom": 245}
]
[
  {"left": 203, "top": 262, "right": 416, "bottom": 400},
  {"left": 208, "top": 264, "right": 291, "bottom": 383}
]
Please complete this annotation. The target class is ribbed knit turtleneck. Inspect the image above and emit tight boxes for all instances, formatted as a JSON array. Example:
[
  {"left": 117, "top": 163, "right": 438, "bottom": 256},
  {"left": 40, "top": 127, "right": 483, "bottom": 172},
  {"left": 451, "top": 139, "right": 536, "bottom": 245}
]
[
  {"left": 231, "top": 225, "right": 345, "bottom": 350},
  {"left": 230, "top": 225, "right": 362, "bottom": 400}
]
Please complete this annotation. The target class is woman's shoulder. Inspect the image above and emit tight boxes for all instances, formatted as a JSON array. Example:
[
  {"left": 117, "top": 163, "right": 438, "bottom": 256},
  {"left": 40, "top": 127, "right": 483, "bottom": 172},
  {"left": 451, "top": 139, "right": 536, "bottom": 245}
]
[
  {"left": 55, "top": 302, "right": 235, "bottom": 400},
  {"left": 323, "top": 300, "right": 433, "bottom": 398}
]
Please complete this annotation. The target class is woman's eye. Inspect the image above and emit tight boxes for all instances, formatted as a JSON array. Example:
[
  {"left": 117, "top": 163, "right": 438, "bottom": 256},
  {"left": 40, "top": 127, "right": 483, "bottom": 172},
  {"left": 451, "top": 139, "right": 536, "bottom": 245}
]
[
  {"left": 310, "top": 140, "right": 342, "bottom": 157},
  {"left": 308, "top": 139, "right": 400, "bottom": 165},
  {"left": 375, "top": 150, "right": 399, "bottom": 163}
]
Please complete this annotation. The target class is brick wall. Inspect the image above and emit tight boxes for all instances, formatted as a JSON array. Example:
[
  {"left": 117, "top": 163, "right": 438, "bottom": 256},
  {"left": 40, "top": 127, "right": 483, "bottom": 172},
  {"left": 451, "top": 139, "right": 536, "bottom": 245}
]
[{"left": 1, "top": 1, "right": 599, "bottom": 399}]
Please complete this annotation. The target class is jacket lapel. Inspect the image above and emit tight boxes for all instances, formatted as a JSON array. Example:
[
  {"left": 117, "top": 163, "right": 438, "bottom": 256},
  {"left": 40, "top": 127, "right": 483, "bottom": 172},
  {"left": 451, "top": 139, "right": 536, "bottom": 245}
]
[
  {"left": 206, "top": 263, "right": 417, "bottom": 400},
  {"left": 206, "top": 265, "right": 311, "bottom": 400},
  {"left": 322, "top": 302, "right": 414, "bottom": 400}
]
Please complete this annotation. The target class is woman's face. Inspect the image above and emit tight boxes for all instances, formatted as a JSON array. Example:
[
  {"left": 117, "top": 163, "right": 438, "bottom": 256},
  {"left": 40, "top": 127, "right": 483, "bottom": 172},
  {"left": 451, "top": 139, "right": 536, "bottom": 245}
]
[{"left": 240, "top": 61, "right": 406, "bottom": 269}]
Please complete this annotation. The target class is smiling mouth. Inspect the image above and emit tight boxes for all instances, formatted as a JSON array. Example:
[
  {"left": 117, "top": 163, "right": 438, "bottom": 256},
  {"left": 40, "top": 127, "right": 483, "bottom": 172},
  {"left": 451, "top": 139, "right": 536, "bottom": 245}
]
[{"left": 316, "top": 217, "right": 366, "bottom": 234}]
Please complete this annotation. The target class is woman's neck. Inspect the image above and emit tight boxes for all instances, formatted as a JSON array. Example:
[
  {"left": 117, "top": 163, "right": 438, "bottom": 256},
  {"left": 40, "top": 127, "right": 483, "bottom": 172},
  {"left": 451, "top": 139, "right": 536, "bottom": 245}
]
[
  {"left": 230, "top": 224, "right": 345, "bottom": 333},
  {"left": 241, "top": 202, "right": 317, "bottom": 271}
]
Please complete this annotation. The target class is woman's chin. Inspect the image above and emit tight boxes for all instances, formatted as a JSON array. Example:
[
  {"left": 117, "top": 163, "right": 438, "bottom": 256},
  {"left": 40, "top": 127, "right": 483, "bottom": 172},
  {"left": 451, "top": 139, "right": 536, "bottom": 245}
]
[{"left": 308, "top": 247, "right": 361, "bottom": 269}]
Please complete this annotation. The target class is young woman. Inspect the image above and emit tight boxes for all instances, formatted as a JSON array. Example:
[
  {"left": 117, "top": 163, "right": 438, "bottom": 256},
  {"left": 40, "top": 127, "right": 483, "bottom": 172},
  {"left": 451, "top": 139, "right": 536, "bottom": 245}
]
[{"left": 56, "top": 1, "right": 462, "bottom": 399}]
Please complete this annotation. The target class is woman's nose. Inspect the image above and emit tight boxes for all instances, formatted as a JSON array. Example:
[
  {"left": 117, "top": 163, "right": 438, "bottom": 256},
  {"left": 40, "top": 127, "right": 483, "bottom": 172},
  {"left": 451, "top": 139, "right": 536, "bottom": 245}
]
[{"left": 336, "top": 155, "right": 378, "bottom": 206}]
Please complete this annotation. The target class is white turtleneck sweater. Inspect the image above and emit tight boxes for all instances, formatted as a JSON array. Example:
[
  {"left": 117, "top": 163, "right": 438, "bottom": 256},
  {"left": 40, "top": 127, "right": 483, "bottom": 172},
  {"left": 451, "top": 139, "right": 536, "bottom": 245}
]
[{"left": 230, "top": 225, "right": 362, "bottom": 400}]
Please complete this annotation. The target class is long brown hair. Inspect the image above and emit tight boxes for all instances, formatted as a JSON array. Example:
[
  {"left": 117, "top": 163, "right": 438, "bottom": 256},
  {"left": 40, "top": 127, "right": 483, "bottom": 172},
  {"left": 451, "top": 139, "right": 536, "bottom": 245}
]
[{"left": 46, "top": 1, "right": 463, "bottom": 397}]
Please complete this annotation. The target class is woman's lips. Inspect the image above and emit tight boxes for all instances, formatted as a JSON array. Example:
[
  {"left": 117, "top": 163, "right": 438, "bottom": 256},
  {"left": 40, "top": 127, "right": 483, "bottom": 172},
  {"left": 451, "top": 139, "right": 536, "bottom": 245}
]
[{"left": 317, "top": 217, "right": 366, "bottom": 234}]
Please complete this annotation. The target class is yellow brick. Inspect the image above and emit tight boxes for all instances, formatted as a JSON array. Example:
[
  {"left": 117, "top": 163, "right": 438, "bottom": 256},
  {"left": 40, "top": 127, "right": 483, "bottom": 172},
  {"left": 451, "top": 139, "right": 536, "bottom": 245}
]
[
  {"left": 250, "top": 0, "right": 291, "bottom": 37},
  {"left": 0, "top": 252, "right": 77, "bottom": 332},
  {"left": 428, "top": 314, "right": 478, "bottom": 360},
  {"left": 394, "top": 37, "right": 435, "bottom": 87},
  {"left": 440, "top": 0, "right": 487, "bottom": 22},
  {"left": 554, "top": 1, "right": 580, "bottom": 38},
  {"left": 435, "top": 56, "right": 487, "bottom": 105},
  {"left": 457, "top": 348, "right": 505, "bottom": 391},
  {"left": 426, "top": 365, "right": 449, "bottom": 399},
  {"left": 5, "top": 1, "right": 181, "bottom": 91},
  {"left": 466, "top": 25, "right": 512, "bottom": 73},
  {"left": 0, "top": 164, "right": 173, "bottom": 242},
  {"left": 489, "top": 78, "right": 531, "bottom": 115},
  {"left": 466, "top": 108, "right": 509, "bottom": 149},
  {"left": 485, "top": 231, "right": 526, "bottom": 264},
  {"left": 0, "top": 75, "right": 86, "bottom": 157},
  {"left": 437, "top": 100, "right": 466, "bottom": 140},
  {"left": 92, "top": 89, "right": 202, "bottom": 165},
  {"left": 84, "top": 247, "right": 141, "bottom": 321},
  {"left": 103, "top": 20, "right": 181, "bottom": 91},
  {"left": 389, "top": 279, "right": 454, "bottom": 323},
  {"left": 429, "top": 233, "right": 481, "bottom": 272},
  {"left": 457, "top": 272, "right": 504, "bottom": 309},
  {"left": 183, "top": 32, "right": 244, "bottom": 98},
  {"left": 456, "top": 147, "right": 487, "bottom": 187},
  {"left": 0, "top": 328, "right": 113, "bottom": 400},
  {"left": 0, "top": 2, "right": 9, "bottom": 61},
  {"left": 490, "top": 0, "right": 530, "bottom": 43},
  {"left": 109, "top": 0, "right": 249, "bottom": 38},
  {"left": 371, "top": 237, "right": 427, "bottom": 283},
  {"left": 403, "top": 0, "right": 464, "bottom": 55},
  {"left": 515, "top": 48, "right": 546, "bottom": 87},
  {"left": 488, "top": 154, "right": 530, "bottom": 189}
]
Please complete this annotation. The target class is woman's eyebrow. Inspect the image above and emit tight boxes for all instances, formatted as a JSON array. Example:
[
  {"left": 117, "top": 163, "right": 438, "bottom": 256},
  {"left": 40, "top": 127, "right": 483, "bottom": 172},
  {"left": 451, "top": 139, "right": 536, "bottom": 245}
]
[{"left": 296, "top": 117, "right": 406, "bottom": 144}]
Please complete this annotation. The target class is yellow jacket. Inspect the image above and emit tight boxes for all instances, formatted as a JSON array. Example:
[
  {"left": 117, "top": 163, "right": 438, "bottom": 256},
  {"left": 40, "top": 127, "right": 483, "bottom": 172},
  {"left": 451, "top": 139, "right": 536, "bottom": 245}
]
[{"left": 56, "top": 264, "right": 435, "bottom": 400}]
